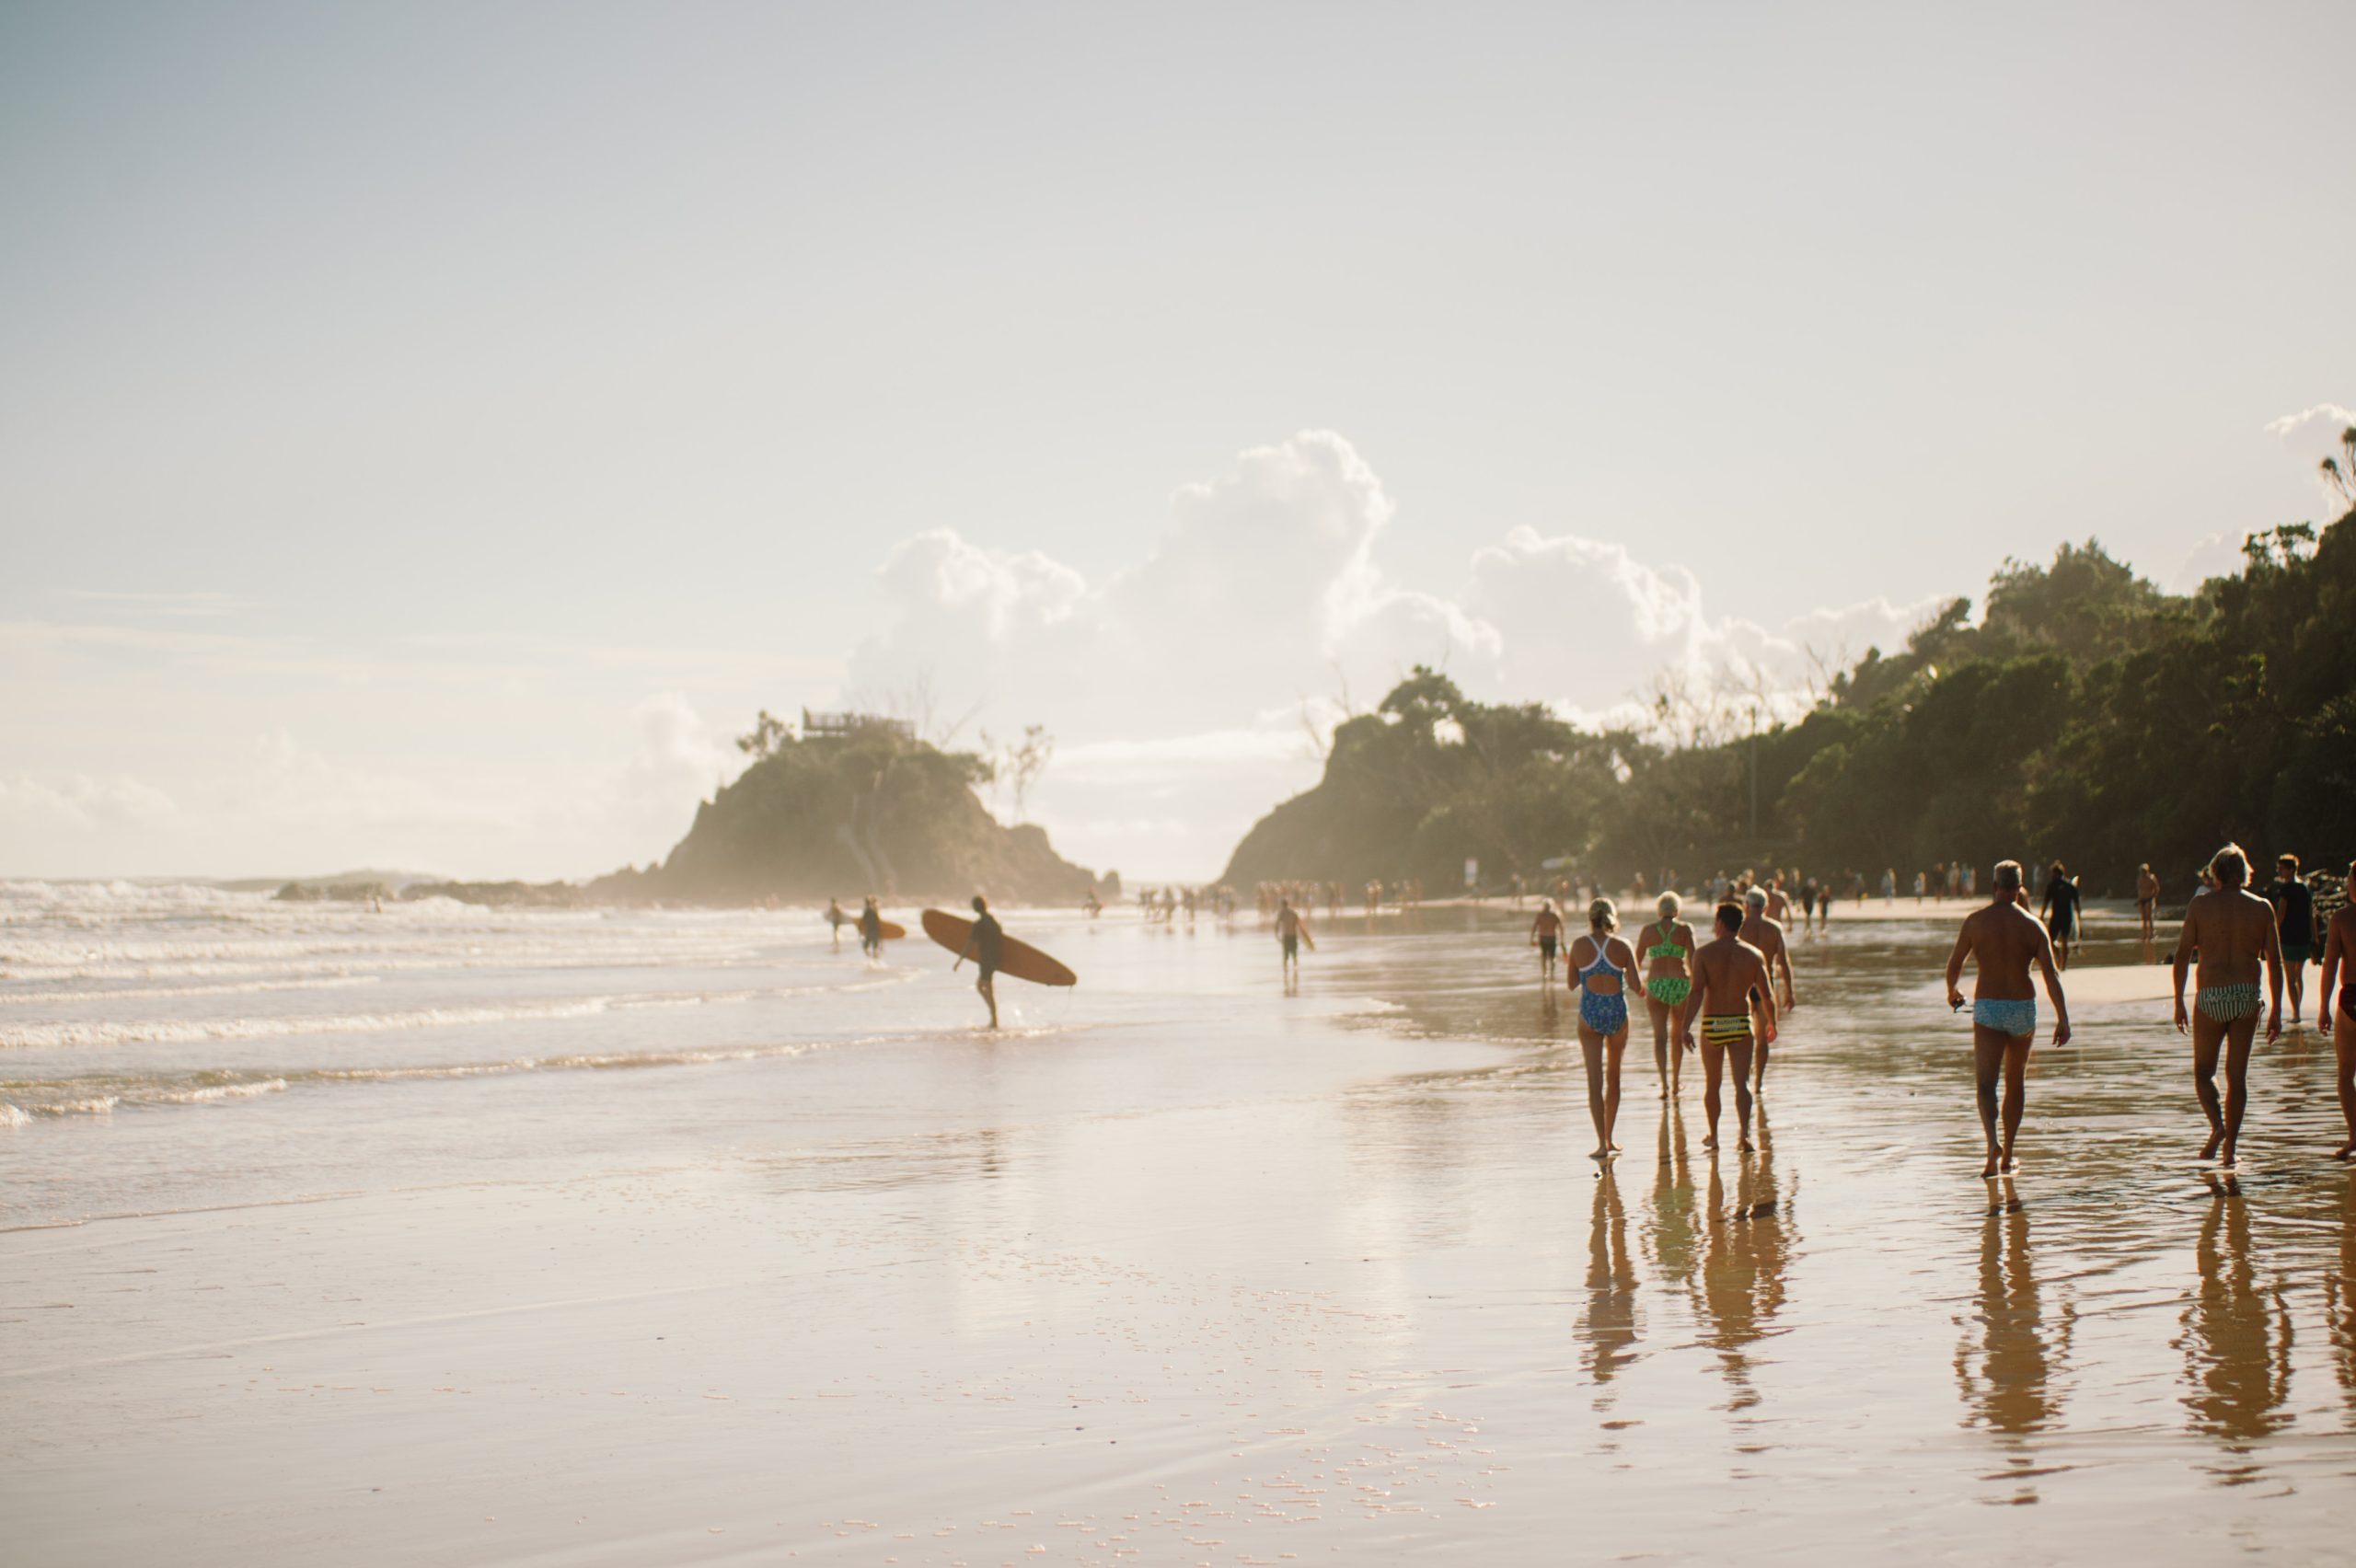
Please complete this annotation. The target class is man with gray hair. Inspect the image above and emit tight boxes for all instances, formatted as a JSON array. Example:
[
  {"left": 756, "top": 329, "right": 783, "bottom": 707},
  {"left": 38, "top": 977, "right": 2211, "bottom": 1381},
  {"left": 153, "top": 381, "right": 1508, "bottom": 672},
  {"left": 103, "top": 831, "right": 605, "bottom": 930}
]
[
  {"left": 2172, "top": 842, "right": 2283, "bottom": 1167},
  {"left": 1738, "top": 887, "right": 1799, "bottom": 1086},
  {"left": 1946, "top": 859, "right": 2072, "bottom": 1176}
]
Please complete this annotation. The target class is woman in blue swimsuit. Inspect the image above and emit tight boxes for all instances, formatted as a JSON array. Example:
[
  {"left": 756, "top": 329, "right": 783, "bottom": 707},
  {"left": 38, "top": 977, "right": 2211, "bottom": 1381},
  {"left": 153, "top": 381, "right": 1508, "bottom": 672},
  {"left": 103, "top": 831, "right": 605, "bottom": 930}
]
[{"left": 1570, "top": 897, "right": 1639, "bottom": 1163}]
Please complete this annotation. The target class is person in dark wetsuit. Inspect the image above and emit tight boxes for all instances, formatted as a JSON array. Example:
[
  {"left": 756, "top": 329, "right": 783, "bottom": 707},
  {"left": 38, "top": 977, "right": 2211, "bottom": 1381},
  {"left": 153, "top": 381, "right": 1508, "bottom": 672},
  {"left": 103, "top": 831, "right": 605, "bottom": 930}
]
[
  {"left": 2264, "top": 853, "right": 2316, "bottom": 1023},
  {"left": 2038, "top": 861, "right": 2081, "bottom": 971},
  {"left": 956, "top": 894, "right": 1003, "bottom": 1029},
  {"left": 858, "top": 895, "right": 884, "bottom": 961}
]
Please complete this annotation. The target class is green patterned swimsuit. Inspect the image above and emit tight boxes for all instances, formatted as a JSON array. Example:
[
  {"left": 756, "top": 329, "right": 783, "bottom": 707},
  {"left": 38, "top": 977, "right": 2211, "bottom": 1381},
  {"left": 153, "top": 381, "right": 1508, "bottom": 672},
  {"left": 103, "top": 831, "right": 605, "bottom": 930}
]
[{"left": 1645, "top": 923, "right": 1692, "bottom": 1008}]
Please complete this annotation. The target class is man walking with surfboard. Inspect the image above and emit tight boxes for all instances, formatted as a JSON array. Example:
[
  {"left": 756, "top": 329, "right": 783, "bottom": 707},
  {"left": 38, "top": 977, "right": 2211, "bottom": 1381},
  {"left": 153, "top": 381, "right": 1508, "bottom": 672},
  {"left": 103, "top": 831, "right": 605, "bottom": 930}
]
[
  {"left": 958, "top": 894, "right": 1004, "bottom": 1029},
  {"left": 1277, "top": 897, "right": 1314, "bottom": 978}
]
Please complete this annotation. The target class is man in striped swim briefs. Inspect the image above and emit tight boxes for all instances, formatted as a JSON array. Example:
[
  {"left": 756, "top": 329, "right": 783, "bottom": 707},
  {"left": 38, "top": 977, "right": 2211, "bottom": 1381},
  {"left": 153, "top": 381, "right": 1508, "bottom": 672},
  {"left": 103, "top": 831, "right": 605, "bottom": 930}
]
[
  {"left": 2172, "top": 844, "right": 2284, "bottom": 1168},
  {"left": 1675, "top": 902, "right": 1775, "bottom": 1153},
  {"left": 1945, "top": 860, "right": 2071, "bottom": 1178}
]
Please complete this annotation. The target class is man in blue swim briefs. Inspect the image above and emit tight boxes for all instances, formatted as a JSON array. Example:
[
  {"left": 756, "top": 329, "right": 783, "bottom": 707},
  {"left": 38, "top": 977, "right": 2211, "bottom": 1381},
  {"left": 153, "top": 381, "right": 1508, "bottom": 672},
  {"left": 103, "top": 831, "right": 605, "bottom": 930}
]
[
  {"left": 2172, "top": 843, "right": 2284, "bottom": 1168},
  {"left": 1946, "top": 860, "right": 2072, "bottom": 1178}
]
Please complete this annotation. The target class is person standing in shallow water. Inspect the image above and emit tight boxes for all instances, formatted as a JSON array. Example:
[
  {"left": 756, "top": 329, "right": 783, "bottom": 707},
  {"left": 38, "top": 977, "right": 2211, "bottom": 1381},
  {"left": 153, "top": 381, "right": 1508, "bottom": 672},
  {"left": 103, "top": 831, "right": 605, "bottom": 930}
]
[
  {"left": 1676, "top": 903, "right": 1775, "bottom": 1153},
  {"left": 2038, "top": 861, "right": 2081, "bottom": 970},
  {"left": 2263, "top": 854, "right": 2315, "bottom": 1024},
  {"left": 955, "top": 894, "right": 1004, "bottom": 1030},
  {"left": 2172, "top": 844, "right": 2284, "bottom": 1168},
  {"left": 1945, "top": 860, "right": 2072, "bottom": 1178},
  {"left": 857, "top": 894, "right": 884, "bottom": 961},
  {"left": 2137, "top": 862, "right": 2161, "bottom": 963},
  {"left": 1529, "top": 898, "right": 1564, "bottom": 982},
  {"left": 1640, "top": 892, "right": 1698, "bottom": 1097},
  {"left": 2316, "top": 861, "right": 2356, "bottom": 1159},
  {"left": 1569, "top": 898, "right": 1639, "bottom": 1164},
  {"left": 1276, "top": 897, "right": 1313, "bottom": 978}
]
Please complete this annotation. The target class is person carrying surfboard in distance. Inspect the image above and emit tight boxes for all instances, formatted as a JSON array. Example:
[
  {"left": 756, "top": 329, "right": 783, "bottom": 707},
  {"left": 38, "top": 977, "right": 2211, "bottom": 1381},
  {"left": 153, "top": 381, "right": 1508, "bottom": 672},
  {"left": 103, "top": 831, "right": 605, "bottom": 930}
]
[
  {"left": 825, "top": 897, "right": 847, "bottom": 947},
  {"left": 1276, "top": 897, "right": 1314, "bottom": 978},
  {"left": 1530, "top": 898, "right": 1565, "bottom": 982},
  {"left": 1675, "top": 903, "right": 1775, "bottom": 1154},
  {"left": 1944, "top": 859, "right": 2072, "bottom": 1178},
  {"left": 953, "top": 894, "right": 1005, "bottom": 1029},
  {"left": 858, "top": 895, "right": 884, "bottom": 962}
]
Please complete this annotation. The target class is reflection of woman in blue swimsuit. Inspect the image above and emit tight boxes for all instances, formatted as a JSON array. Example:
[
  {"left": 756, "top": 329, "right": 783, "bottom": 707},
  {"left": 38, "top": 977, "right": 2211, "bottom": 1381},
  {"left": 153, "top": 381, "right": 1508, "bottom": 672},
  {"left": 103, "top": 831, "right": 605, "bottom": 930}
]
[{"left": 1571, "top": 898, "right": 1637, "bottom": 1163}]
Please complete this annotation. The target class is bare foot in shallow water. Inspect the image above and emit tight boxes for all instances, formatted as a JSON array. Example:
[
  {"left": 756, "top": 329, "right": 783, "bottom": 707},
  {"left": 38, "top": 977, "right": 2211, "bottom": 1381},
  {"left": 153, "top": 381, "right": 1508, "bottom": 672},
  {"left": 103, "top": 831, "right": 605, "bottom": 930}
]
[
  {"left": 2219, "top": 1141, "right": 2238, "bottom": 1169},
  {"left": 1702, "top": 1133, "right": 1719, "bottom": 1151},
  {"left": 1589, "top": 1147, "right": 1612, "bottom": 1163},
  {"left": 2200, "top": 1129, "right": 2224, "bottom": 1162},
  {"left": 2001, "top": 1150, "right": 2018, "bottom": 1174},
  {"left": 1981, "top": 1150, "right": 2001, "bottom": 1179},
  {"left": 2335, "top": 1140, "right": 2355, "bottom": 1161},
  {"left": 1738, "top": 1136, "right": 1756, "bottom": 1153}
]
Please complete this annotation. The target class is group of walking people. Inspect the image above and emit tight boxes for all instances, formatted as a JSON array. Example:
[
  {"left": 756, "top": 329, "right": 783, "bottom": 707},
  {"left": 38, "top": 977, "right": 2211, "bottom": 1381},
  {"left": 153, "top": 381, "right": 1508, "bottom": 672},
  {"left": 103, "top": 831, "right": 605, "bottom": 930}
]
[{"left": 1534, "top": 845, "right": 2356, "bottom": 1177}]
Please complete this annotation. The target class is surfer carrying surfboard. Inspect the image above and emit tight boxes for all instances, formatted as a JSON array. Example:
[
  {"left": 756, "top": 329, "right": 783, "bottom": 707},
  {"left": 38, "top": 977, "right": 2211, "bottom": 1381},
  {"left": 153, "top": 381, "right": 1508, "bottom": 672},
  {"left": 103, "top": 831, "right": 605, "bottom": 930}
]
[
  {"left": 1276, "top": 898, "right": 1315, "bottom": 977},
  {"left": 858, "top": 895, "right": 884, "bottom": 961},
  {"left": 955, "top": 894, "right": 1005, "bottom": 1029}
]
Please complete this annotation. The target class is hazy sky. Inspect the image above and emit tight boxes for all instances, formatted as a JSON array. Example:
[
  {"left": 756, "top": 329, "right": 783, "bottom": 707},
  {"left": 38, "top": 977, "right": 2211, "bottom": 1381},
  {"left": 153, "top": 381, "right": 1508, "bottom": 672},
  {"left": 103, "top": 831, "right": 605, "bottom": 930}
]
[{"left": 5, "top": 1, "right": 2350, "bottom": 882}]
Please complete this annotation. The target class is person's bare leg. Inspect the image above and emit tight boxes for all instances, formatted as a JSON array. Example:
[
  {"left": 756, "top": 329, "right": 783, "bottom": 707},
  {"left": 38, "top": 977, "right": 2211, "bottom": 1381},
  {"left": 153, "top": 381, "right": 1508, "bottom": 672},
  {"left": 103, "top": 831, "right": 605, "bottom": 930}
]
[
  {"left": 2220, "top": 1017, "right": 2258, "bottom": 1167},
  {"left": 2286, "top": 963, "right": 2304, "bottom": 1025},
  {"left": 1602, "top": 1033, "right": 1627, "bottom": 1151},
  {"left": 2191, "top": 1011, "right": 2225, "bottom": 1160},
  {"left": 1700, "top": 1039, "right": 1725, "bottom": 1150},
  {"left": 1972, "top": 1028, "right": 2004, "bottom": 1178},
  {"left": 2334, "top": 1025, "right": 2356, "bottom": 1159},
  {"left": 1646, "top": 998, "right": 1671, "bottom": 1097},
  {"left": 2000, "top": 1038, "right": 2030, "bottom": 1173},
  {"left": 1728, "top": 1035, "right": 1757, "bottom": 1152},
  {"left": 1581, "top": 1028, "right": 1611, "bottom": 1161},
  {"left": 980, "top": 975, "right": 999, "bottom": 1030}
]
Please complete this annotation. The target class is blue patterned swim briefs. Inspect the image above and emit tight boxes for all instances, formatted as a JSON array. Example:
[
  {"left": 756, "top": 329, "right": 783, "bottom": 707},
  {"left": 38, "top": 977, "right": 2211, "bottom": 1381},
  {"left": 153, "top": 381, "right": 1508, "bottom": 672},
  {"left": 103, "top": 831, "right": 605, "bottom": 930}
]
[{"left": 1972, "top": 997, "right": 2037, "bottom": 1038}]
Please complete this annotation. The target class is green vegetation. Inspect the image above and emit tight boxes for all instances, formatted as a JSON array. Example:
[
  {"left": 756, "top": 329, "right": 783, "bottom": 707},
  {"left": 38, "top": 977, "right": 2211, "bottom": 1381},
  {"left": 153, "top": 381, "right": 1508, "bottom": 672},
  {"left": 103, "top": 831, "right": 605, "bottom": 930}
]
[
  {"left": 1224, "top": 506, "right": 2356, "bottom": 897},
  {"left": 594, "top": 722, "right": 1097, "bottom": 905}
]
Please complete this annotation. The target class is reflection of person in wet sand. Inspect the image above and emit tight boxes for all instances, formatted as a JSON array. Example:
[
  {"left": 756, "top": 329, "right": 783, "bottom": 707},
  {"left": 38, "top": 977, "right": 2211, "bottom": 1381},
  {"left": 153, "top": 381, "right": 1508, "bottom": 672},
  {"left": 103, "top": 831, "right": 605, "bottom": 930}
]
[
  {"left": 1640, "top": 894, "right": 1698, "bottom": 1098},
  {"left": 1958, "top": 1184, "right": 2062, "bottom": 1439},
  {"left": 1676, "top": 903, "right": 1773, "bottom": 1153},
  {"left": 1530, "top": 898, "right": 1564, "bottom": 982},
  {"left": 1694, "top": 1135, "right": 1786, "bottom": 1412},
  {"left": 1738, "top": 888, "right": 1797, "bottom": 1087},
  {"left": 1945, "top": 859, "right": 2072, "bottom": 1178},
  {"left": 953, "top": 894, "right": 1003, "bottom": 1030},
  {"left": 2172, "top": 844, "right": 2284, "bottom": 1168},
  {"left": 1570, "top": 899, "right": 1639, "bottom": 1163},
  {"left": 2181, "top": 1173, "right": 2292, "bottom": 1445},
  {"left": 1579, "top": 1171, "right": 1639, "bottom": 1387},
  {"left": 2317, "top": 860, "right": 2356, "bottom": 1159},
  {"left": 1276, "top": 897, "right": 1314, "bottom": 978}
]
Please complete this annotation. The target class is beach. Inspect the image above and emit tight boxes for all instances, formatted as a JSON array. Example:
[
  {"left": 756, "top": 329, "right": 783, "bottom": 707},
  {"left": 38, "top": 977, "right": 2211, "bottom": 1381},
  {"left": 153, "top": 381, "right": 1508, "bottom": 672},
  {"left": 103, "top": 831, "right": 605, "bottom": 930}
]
[{"left": 5, "top": 883, "right": 2353, "bottom": 1565}]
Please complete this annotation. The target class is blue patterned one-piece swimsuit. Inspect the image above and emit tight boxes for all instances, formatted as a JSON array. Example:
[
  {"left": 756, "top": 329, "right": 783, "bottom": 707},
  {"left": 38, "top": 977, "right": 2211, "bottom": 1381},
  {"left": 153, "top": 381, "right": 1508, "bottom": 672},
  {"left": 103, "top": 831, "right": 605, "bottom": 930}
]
[{"left": 1576, "top": 936, "right": 1630, "bottom": 1035}]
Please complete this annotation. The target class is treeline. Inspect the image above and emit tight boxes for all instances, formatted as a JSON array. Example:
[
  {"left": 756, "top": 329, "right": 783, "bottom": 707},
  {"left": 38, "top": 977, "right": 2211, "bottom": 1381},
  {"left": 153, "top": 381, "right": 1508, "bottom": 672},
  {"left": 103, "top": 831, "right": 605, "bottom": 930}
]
[{"left": 1222, "top": 507, "right": 2356, "bottom": 898}]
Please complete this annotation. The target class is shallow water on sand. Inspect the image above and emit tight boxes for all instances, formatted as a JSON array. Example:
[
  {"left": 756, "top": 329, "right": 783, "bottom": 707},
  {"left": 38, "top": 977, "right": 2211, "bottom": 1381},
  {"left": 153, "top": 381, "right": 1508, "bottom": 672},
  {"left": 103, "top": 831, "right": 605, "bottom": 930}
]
[{"left": 4, "top": 886, "right": 2351, "bottom": 1564}]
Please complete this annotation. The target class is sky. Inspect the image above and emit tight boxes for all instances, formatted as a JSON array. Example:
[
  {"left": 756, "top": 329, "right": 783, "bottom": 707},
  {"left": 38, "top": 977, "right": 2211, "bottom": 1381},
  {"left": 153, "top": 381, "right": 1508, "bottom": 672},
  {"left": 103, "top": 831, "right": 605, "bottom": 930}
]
[{"left": 3, "top": 0, "right": 2350, "bottom": 883}]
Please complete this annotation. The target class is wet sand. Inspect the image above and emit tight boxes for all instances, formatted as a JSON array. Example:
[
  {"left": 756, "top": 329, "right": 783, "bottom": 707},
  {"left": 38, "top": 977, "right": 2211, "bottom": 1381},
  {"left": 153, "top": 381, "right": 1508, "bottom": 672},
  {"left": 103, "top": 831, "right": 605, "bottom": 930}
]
[{"left": 5, "top": 896, "right": 2353, "bottom": 1564}]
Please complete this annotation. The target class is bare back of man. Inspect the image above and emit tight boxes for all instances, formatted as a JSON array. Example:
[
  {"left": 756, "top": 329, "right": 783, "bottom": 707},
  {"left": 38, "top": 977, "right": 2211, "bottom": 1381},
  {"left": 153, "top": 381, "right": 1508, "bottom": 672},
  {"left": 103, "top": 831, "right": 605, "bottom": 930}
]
[
  {"left": 2172, "top": 849, "right": 2283, "bottom": 1167},
  {"left": 1945, "top": 873, "right": 2070, "bottom": 1178},
  {"left": 1677, "top": 909, "right": 1774, "bottom": 1153}
]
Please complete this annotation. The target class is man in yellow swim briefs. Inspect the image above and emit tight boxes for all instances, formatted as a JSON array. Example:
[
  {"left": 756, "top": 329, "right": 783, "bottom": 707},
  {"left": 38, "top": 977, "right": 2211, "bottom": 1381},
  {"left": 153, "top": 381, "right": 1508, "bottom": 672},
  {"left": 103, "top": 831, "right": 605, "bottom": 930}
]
[{"left": 1676, "top": 903, "right": 1775, "bottom": 1153}]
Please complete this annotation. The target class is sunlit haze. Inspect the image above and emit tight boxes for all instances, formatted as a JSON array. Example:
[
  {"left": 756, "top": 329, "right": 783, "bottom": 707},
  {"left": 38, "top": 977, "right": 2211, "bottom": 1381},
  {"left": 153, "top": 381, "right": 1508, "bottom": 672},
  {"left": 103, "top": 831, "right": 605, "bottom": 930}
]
[{"left": 5, "top": 1, "right": 2350, "bottom": 882}]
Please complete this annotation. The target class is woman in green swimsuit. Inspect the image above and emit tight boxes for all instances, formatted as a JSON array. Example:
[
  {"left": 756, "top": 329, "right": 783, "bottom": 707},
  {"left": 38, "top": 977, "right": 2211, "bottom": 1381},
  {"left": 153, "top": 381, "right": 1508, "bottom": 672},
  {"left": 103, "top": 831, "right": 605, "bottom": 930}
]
[{"left": 1640, "top": 891, "right": 1699, "bottom": 1096}]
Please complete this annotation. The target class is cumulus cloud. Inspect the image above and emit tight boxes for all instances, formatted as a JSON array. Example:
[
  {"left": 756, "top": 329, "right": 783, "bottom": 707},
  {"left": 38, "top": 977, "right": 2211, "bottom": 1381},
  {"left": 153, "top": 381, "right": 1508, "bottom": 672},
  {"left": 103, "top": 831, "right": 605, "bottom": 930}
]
[{"left": 2267, "top": 403, "right": 2356, "bottom": 501}]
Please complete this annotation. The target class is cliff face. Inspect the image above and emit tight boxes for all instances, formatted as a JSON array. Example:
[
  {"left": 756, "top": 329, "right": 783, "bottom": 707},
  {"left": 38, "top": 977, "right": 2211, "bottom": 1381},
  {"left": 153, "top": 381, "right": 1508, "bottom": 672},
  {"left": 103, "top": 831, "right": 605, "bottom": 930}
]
[{"left": 595, "top": 729, "right": 1097, "bottom": 905}]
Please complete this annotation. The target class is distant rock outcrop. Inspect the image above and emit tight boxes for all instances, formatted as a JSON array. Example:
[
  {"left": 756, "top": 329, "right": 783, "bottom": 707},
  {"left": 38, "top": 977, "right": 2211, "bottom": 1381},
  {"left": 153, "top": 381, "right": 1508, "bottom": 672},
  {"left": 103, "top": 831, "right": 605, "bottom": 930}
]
[{"left": 590, "top": 724, "right": 1097, "bottom": 905}]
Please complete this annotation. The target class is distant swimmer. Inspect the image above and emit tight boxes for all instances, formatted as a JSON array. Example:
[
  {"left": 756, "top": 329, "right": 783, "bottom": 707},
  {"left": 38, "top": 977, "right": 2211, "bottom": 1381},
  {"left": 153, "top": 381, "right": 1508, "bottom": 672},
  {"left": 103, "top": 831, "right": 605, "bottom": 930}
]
[
  {"left": 2316, "top": 860, "right": 2356, "bottom": 1159},
  {"left": 1676, "top": 903, "right": 1775, "bottom": 1153},
  {"left": 2172, "top": 844, "right": 2285, "bottom": 1168},
  {"left": 1944, "top": 860, "right": 2072, "bottom": 1178},
  {"left": 2137, "top": 862, "right": 2161, "bottom": 963},
  {"left": 826, "top": 897, "right": 848, "bottom": 947},
  {"left": 1739, "top": 888, "right": 1797, "bottom": 1087},
  {"left": 858, "top": 894, "right": 884, "bottom": 961},
  {"left": 1569, "top": 898, "right": 1639, "bottom": 1163},
  {"left": 1639, "top": 893, "right": 1699, "bottom": 1097},
  {"left": 2038, "top": 862, "right": 2081, "bottom": 971},
  {"left": 1276, "top": 897, "right": 1314, "bottom": 978},
  {"left": 955, "top": 894, "right": 1005, "bottom": 1030},
  {"left": 1530, "top": 898, "right": 1565, "bottom": 982},
  {"left": 2263, "top": 854, "right": 2315, "bottom": 1024}
]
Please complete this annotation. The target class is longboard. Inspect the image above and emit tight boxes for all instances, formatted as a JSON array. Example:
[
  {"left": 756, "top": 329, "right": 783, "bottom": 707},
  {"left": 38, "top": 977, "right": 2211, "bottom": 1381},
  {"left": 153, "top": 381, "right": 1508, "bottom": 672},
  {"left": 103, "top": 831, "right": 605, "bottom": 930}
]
[
  {"left": 920, "top": 908, "right": 1078, "bottom": 987},
  {"left": 869, "top": 919, "right": 907, "bottom": 940}
]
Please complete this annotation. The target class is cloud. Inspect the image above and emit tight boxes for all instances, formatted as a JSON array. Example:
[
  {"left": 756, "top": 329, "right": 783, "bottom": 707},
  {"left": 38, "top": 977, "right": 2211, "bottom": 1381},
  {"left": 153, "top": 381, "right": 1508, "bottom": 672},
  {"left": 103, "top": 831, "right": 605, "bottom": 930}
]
[
  {"left": 2267, "top": 403, "right": 2356, "bottom": 502},
  {"left": 0, "top": 772, "right": 178, "bottom": 830}
]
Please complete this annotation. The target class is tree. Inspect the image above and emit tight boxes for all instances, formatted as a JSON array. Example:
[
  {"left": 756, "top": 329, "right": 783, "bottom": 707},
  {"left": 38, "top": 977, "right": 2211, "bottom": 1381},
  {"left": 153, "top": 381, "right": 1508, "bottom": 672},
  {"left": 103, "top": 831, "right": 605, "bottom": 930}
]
[{"left": 977, "top": 723, "right": 1056, "bottom": 823}]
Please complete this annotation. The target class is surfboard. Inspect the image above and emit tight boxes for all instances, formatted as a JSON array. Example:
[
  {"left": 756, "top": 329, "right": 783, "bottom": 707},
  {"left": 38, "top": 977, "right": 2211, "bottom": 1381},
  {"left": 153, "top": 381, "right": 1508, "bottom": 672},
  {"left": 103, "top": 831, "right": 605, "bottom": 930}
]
[
  {"left": 920, "top": 908, "right": 1078, "bottom": 987},
  {"left": 870, "top": 919, "right": 907, "bottom": 940}
]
